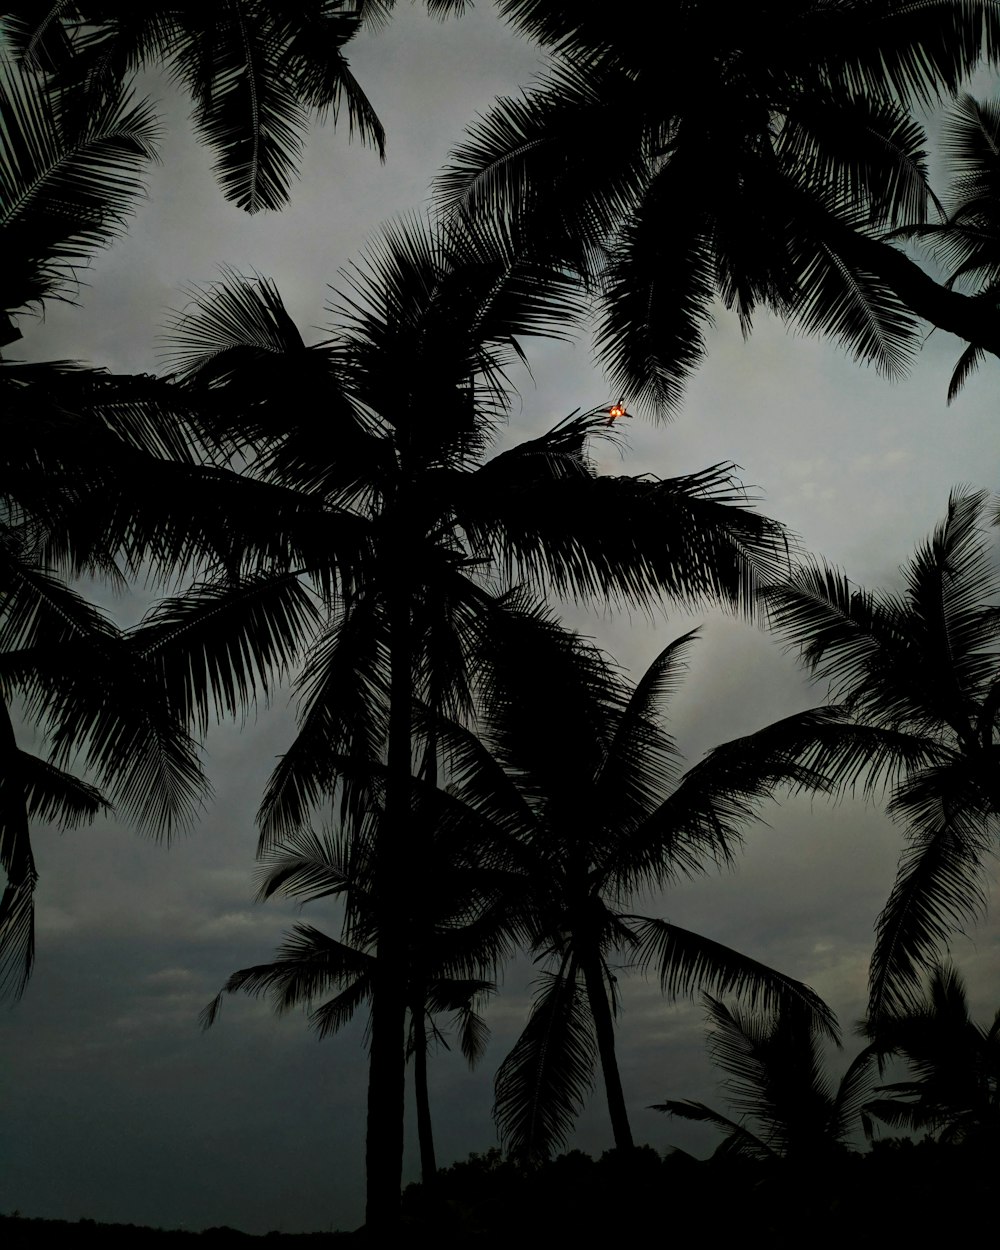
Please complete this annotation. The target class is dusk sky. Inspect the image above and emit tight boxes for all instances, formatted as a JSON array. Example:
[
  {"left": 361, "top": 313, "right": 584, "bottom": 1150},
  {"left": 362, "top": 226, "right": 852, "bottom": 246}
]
[{"left": 2, "top": 6, "right": 998, "bottom": 1235}]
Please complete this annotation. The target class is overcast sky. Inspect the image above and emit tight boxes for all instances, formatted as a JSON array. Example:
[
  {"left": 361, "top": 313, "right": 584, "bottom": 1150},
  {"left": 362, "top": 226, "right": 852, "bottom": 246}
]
[{"left": 2, "top": 6, "right": 999, "bottom": 1235}]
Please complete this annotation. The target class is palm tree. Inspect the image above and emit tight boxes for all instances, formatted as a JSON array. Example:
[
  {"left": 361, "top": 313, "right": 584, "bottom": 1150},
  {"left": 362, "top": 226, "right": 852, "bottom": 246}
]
[
  {"left": 201, "top": 803, "right": 510, "bottom": 1186},
  {"left": 163, "top": 211, "right": 793, "bottom": 1223},
  {"left": 2, "top": 1, "right": 472, "bottom": 215},
  {"left": 763, "top": 489, "right": 1000, "bottom": 1022},
  {"left": 863, "top": 964, "right": 1000, "bottom": 1148},
  {"left": 438, "top": 1, "right": 1000, "bottom": 413},
  {"left": 433, "top": 600, "right": 842, "bottom": 1161},
  {"left": 653, "top": 995, "right": 879, "bottom": 1161}
]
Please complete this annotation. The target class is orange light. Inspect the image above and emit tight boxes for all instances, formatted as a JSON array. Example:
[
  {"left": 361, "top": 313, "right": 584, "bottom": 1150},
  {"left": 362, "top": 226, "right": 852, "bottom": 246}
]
[{"left": 609, "top": 403, "right": 626, "bottom": 420}]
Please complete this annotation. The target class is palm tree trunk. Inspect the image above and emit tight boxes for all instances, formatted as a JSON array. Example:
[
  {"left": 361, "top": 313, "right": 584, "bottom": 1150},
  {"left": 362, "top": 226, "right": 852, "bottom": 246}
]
[
  {"left": 365, "top": 562, "right": 411, "bottom": 1231},
  {"left": 411, "top": 997, "right": 438, "bottom": 1186},
  {"left": 580, "top": 945, "right": 634, "bottom": 1151}
]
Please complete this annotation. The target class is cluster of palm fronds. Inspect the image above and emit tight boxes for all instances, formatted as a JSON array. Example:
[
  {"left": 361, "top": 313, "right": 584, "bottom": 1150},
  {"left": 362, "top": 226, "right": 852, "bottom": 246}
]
[
  {"left": 657, "top": 963, "right": 1000, "bottom": 1159},
  {"left": 3, "top": 2, "right": 1000, "bottom": 1232}
]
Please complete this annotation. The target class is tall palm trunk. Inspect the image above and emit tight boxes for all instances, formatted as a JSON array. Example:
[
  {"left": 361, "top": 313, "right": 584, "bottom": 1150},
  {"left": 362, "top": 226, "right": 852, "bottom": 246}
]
[
  {"left": 411, "top": 996, "right": 438, "bottom": 1186},
  {"left": 0, "top": 699, "right": 33, "bottom": 1000},
  {"left": 365, "top": 548, "right": 412, "bottom": 1230},
  {"left": 580, "top": 942, "right": 634, "bottom": 1151}
]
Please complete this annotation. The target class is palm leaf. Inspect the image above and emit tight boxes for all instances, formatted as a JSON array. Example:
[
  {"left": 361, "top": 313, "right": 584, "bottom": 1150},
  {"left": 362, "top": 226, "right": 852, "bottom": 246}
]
[
  {"left": 256, "top": 590, "right": 388, "bottom": 850},
  {"left": 869, "top": 820, "right": 992, "bottom": 1022},
  {"left": 650, "top": 1099, "right": 775, "bottom": 1161},
  {"left": 130, "top": 570, "right": 320, "bottom": 734},
  {"left": 630, "top": 916, "right": 839, "bottom": 1041},
  {"left": 493, "top": 964, "right": 596, "bottom": 1162},
  {"left": 594, "top": 631, "right": 693, "bottom": 835},
  {"left": 169, "top": 3, "right": 309, "bottom": 214},
  {"left": 0, "top": 55, "right": 159, "bottom": 315},
  {"left": 595, "top": 157, "right": 717, "bottom": 415},
  {"left": 200, "top": 922, "right": 374, "bottom": 1029},
  {"left": 17, "top": 750, "right": 108, "bottom": 826}
]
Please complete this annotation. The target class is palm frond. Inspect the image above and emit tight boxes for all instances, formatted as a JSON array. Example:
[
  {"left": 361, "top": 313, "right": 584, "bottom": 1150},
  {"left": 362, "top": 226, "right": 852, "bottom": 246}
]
[
  {"left": 459, "top": 457, "right": 791, "bottom": 615},
  {"left": 630, "top": 916, "right": 839, "bottom": 1041},
  {"left": 650, "top": 1099, "right": 776, "bottom": 1161},
  {"left": 0, "top": 55, "right": 159, "bottom": 315},
  {"left": 17, "top": 750, "right": 108, "bottom": 826},
  {"left": 595, "top": 631, "right": 693, "bottom": 834},
  {"left": 493, "top": 965, "right": 596, "bottom": 1162},
  {"left": 255, "top": 824, "right": 360, "bottom": 905},
  {"left": 131, "top": 570, "right": 320, "bottom": 734},
  {"left": 169, "top": 4, "right": 308, "bottom": 213},
  {"left": 869, "top": 821, "right": 992, "bottom": 1022},
  {"left": 200, "top": 922, "right": 374, "bottom": 1029},
  {"left": 257, "top": 591, "right": 388, "bottom": 850},
  {"left": 595, "top": 159, "right": 716, "bottom": 416},
  {"left": 699, "top": 995, "right": 841, "bottom": 1157},
  {"left": 311, "top": 975, "right": 373, "bottom": 1039},
  {"left": 947, "top": 340, "right": 988, "bottom": 402}
]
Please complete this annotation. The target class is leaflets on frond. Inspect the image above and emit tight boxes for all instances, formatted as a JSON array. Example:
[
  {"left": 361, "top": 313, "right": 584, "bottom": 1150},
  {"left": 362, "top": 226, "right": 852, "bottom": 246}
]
[
  {"left": 870, "top": 822, "right": 992, "bottom": 1022},
  {"left": 631, "top": 917, "right": 839, "bottom": 1041},
  {"left": 493, "top": 966, "right": 596, "bottom": 1162},
  {"left": 0, "top": 57, "right": 158, "bottom": 315}
]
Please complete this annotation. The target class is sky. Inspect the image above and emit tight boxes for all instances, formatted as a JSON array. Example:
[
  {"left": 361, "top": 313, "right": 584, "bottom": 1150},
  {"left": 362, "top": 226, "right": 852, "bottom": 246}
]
[{"left": 2, "top": 5, "right": 999, "bottom": 1235}]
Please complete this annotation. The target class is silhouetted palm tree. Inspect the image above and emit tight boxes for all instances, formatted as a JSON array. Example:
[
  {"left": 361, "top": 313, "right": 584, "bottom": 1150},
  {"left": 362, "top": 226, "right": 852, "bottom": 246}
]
[
  {"left": 434, "top": 602, "right": 840, "bottom": 1160},
  {"left": 202, "top": 804, "right": 510, "bottom": 1186},
  {"left": 439, "top": 1, "right": 1000, "bottom": 412},
  {"left": 164, "top": 213, "right": 793, "bottom": 1223},
  {"left": 654, "top": 996, "right": 878, "bottom": 1161},
  {"left": 764, "top": 489, "right": 1000, "bottom": 1021},
  {"left": 864, "top": 964, "right": 1000, "bottom": 1148}
]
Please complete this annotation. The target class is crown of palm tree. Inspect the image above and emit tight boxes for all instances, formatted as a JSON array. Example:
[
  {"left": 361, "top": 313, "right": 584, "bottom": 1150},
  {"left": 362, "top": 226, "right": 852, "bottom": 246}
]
[
  {"left": 764, "top": 489, "right": 1000, "bottom": 1022},
  {"left": 863, "top": 963, "right": 1000, "bottom": 1146},
  {"left": 654, "top": 994, "right": 880, "bottom": 1161},
  {"left": 429, "top": 601, "right": 843, "bottom": 1161},
  {"left": 438, "top": 1, "right": 1000, "bottom": 413}
]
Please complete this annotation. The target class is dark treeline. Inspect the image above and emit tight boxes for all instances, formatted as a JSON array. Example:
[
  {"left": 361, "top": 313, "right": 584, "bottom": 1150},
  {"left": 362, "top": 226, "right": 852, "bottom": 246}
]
[{"left": 4, "top": 1138, "right": 992, "bottom": 1246}]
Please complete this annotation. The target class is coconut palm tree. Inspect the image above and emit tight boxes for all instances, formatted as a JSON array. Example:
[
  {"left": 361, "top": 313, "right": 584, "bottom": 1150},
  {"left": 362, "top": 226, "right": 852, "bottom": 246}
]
[
  {"left": 863, "top": 964, "right": 1000, "bottom": 1148},
  {"left": 438, "top": 1, "right": 1000, "bottom": 413},
  {"left": 653, "top": 995, "right": 879, "bottom": 1161},
  {"left": 763, "top": 489, "right": 1000, "bottom": 1022},
  {"left": 201, "top": 797, "right": 513, "bottom": 1187},
  {"left": 162, "top": 207, "right": 794, "bottom": 1222},
  {"left": 431, "top": 600, "right": 842, "bottom": 1161}
]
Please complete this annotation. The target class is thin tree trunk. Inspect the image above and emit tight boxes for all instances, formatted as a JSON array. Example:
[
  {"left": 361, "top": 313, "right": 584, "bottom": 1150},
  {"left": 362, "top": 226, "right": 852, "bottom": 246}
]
[
  {"left": 365, "top": 558, "right": 411, "bottom": 1232},
  {"left": 580, "top": 944, "right": 634, "bottom": 1152},
  {"left": 411, "top": 997, "right": 438, "bottom": 1187}
]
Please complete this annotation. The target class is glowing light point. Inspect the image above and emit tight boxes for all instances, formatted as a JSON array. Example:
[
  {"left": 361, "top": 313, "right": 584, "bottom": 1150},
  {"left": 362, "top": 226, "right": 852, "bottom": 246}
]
[{"left": 605, "top": 398, "right": 628, "bottom": 425}]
